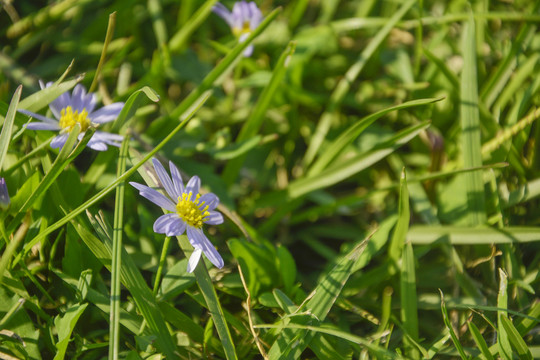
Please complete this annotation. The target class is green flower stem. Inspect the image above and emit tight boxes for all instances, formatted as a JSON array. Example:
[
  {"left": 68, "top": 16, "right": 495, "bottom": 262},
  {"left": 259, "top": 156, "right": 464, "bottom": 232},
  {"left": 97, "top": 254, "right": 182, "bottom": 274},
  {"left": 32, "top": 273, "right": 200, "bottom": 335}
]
[{"left": 153, "top": 236, "right": 171, "bottom": 297}]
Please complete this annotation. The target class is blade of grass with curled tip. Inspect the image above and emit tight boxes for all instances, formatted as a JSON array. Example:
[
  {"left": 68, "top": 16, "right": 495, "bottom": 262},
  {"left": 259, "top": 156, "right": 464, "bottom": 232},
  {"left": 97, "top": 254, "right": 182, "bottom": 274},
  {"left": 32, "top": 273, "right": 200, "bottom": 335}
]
[
  {"left": 460, "top": 13, "right": 486, "bottom": 225},
  {"left": 108, "top": 137, "right": 129, "bottom": 360},
  {"left": 0, "top": 85, "right": 21, "bottom": 172},
  {"left": 308, "top": 97, "right": 443, "bottom": 177},
  {"left": 302, "top": 0, "right": 416, "bottom": 168},
  {"left": 289, "top": 121, "right": 430, "bottom": 199}
]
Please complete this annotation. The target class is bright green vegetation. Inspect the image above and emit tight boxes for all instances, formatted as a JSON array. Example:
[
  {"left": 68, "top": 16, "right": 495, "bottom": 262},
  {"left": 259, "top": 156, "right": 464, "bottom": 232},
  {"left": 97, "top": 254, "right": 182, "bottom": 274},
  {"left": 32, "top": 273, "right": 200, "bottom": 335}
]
[{"left": 1, "top": 0, "right": 540, "bottom": 359}]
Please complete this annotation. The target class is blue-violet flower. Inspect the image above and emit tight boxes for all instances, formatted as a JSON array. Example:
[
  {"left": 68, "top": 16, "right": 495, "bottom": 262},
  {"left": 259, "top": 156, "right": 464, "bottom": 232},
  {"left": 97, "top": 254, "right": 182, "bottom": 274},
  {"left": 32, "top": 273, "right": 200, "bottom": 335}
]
[
  {"left": 20, "top": 81, "right": 124, "bottom": 151},
  {"left": 130, "top": 159, "right": 224, "bottom": 272},
  {"left": 213, "top": 1, "right": 263, "bottom": 57},
  {"left": 0, "top": 178, "right": 9, "bottom": 210}
]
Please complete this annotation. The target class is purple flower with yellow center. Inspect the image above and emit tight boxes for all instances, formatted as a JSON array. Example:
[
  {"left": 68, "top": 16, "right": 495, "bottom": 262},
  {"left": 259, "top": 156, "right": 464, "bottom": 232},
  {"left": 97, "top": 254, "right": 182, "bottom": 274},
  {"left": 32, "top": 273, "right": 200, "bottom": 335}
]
[
  {"left": 130, "top": 159, "right": 224, "bottom": 273},
  {"left": 0, "top": 178, "right": 9, "bottom": 210},
  {"left": 19, "top": 81, "right": 124, "bottom": 151},
  {"left": 213, "top": 1, "right": 263, "bottom": 57}
]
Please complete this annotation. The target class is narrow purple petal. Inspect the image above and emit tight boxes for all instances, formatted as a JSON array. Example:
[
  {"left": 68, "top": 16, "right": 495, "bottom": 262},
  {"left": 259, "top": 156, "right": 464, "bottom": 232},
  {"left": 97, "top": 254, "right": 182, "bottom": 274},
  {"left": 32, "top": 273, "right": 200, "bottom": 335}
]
[
  {"left": 129, "top": 182, "right": 176, "bottom": 212},
  {"left": 81, "top": 92, "right": 97, "bottom": 114},
  {"left": 187, "top": 248, "right": 203, "bottom": 273},
  {"left": 165, "top": 218, "right": 187, "bottom": 237},
  {"left": 152, "top": 158, "right": 178, "bottom": 200},
  {"left": 50, "top": 134, "right": 69, "bottom": 149},
  {"left": 93, "top": 131, "right": 124, "bottom": 146},
  {"left": 169, "top": 161, "right": 184, "bottom": 198},
  {"left": 243, "top": 44, "right": 254, "bottom": 57},
  {"left": 70, "top": 84, "right": 87, "bottom": 112},
  {"left": 50, "top": 93, "right": 71, "bottom": 119},
  {"left": 153, "top": 213, "right": 180, "bottom": 234},
  {"left": 199, "top": 193, "right": 219, "bottom": 211},
  {"left": 204, "top": 211, "right": 224, "bottom": 225},
  {"left": 25, "top": 122, "right": 61, "bottom": 131},
  {"left": 89, "top": 103, "right": 124, "bottom": 124},
  {"left": 18, "top": 110, "right": 59, "bottom": 125},
  {"left": 213, "top": 3, "right": 234, "bottom": 26},
  {"left": 187, "top": 227, "right": 224, "bottom": 269},
  {"left": 86, "top": 139, "right": 108, "bottom": 151},
  {"left": 248, "top": 2, "right": 262, "bottom": 29},
  {"left": 185, "top": 176, "right": 200, "bottom": 196}
]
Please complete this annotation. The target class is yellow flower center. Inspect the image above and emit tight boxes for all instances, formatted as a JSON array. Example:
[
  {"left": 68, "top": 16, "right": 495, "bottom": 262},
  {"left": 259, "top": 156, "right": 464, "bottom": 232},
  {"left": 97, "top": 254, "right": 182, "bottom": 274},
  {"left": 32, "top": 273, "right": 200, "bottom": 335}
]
[
  {"left": 176, "top": 192, "right": 210, "bottom": 228},
  {"left": 59, "top": 106, "right": 91, "bottom": 132},
  {"left": 232, "top": 21, "right": 251, "bottom": 37}
]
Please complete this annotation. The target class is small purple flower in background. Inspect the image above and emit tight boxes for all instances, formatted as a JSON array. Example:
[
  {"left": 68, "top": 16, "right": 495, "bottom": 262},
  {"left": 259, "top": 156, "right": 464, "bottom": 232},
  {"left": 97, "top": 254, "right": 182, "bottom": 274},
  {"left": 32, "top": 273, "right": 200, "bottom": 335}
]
[
  {"left": 19, "top": 81, "right": 125, "bottom": 151},
  {"left": 213, "top": 1, "right": 263, "bottom": 57},
  {"left": 130, "top": 159, "right": 224, "bottom": 273},
  {"left": 0, "top": 178, "right": 10, "bottom": 210}
]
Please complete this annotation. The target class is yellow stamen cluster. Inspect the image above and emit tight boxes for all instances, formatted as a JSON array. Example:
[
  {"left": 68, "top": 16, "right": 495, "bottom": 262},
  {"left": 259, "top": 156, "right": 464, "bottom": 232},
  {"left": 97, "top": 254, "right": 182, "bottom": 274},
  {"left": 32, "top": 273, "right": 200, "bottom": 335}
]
[
  {"left": 176, "top": 192, "right": 210, "bottom": 228},
  {"left": 232, "top": 21, "right": 251, "bottom": 37},
  {"left": 59, "top": 106, "right": 90, "bottom": 132}
]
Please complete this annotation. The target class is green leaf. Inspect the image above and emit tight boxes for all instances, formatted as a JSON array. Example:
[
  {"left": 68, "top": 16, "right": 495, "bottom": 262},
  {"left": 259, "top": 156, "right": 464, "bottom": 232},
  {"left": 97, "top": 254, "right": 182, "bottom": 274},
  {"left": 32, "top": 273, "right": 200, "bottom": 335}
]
[
  {"left": 500, "top": 316, "right": 533, "bottom": 359},
  {"left": 110, "top": 86, "right": 160, "bottom": 133},
  {"left": 53, "top": 303, "right": 88, "bottom": 360}
]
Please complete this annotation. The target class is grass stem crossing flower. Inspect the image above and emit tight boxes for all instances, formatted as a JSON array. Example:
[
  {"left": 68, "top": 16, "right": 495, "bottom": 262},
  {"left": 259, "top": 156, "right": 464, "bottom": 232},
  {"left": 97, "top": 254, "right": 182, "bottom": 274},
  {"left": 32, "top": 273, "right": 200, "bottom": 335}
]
[
  {"left": 20, "top": 81, "right": 124, "bottom": 151},
  {"left": 130, "top": 159, "right": 224, "bottom": 273},
  {"left": 213, "top": 1, "right": 263, "bottom": 57}
]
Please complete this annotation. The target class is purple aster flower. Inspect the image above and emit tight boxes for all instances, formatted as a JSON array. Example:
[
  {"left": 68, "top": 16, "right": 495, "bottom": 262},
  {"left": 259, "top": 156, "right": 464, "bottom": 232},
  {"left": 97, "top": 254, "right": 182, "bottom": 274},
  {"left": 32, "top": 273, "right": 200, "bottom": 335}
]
[
  {"left": 0, "top": 178, "right": 9, "bottom": 210},
  {"left": 130, "top": 158, "right": 224, "bottom": 273},
  {"left": 213, "top": 1, "right": 263, "bottom": 57},
  {"left": 19, "top": 81, "right": 125, "bottom": 151}
]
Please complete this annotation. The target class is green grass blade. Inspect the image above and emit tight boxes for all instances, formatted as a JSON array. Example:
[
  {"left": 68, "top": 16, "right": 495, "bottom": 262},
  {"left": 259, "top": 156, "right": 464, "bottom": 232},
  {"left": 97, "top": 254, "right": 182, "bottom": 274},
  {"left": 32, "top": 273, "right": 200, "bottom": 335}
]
[
  {"left": 6, "top": 123, "right": 85, "bottom": 234},
  {"left": 395, "top": 170, "right": 419, "bottom": 357},
  {"left": 18, "top": 76, "right": 81, "bottom": 113},
  {"left": 499, "top": 316, "right": 532, "bottom": 360},
  {"left": 0, "top": 85, "right": 21, "bottom": 172},
  {"left": 289, "top": 121, "right": 430, "bottom": 199},
  {"left": 468, "top": 320, "right": 494, "bottom": 360},
  {"left": 389, "top": 169, "right": 411, "bottom": 271},
  {"left": 169, "top": 0, "right": 218, "bottom": 53},
  {"left": 460, "top": 12, "right": 486, "bottom": 225},
  {"left": 108, "top": 137, "right": 129, "bottom": 360},
  {"left": 166, "top": 7, "right": 281, "bottom": 122},
  {"left": 53, "top": 303, "right": 88, "bottom": 360},
  {"left": 75, "top": 215, "right": 178, "bottom": 358},
  {"left": 407, "top": 225, "right": 540, "bottom": 244},
  {"left": 302, "top": 0, "right": 416, "bottom": 168},
  {"left": 110, "top": 86, "right": 160, "bottom": 133},
  {"left": 223, "top": 41, "right": 297, "bottom": 185},
  {"left": 258, "top": 322, "right": 401, "bottom": 359},
  {"left": 267, "top": 238, "right": 370, "bottom": 359},
  {"left": 308, "top": 97, "right": 443, "bottom": 177},
  {"left": 497, "top": 269, "right": 512, "bottom": 360},
  {"left": 440, "top": 290, "right": 470, "bottom": 360}
]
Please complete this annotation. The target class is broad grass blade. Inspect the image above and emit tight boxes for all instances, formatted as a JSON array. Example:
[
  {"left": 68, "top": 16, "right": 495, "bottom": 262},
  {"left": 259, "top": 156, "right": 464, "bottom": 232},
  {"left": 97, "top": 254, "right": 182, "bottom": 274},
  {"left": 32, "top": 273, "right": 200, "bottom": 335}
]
[
  {"left": 267, "top": 238, "right": 370, "bottom": 359},
  {"left": 460, "top": 12, "right": 486, "bottom": 225}
]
